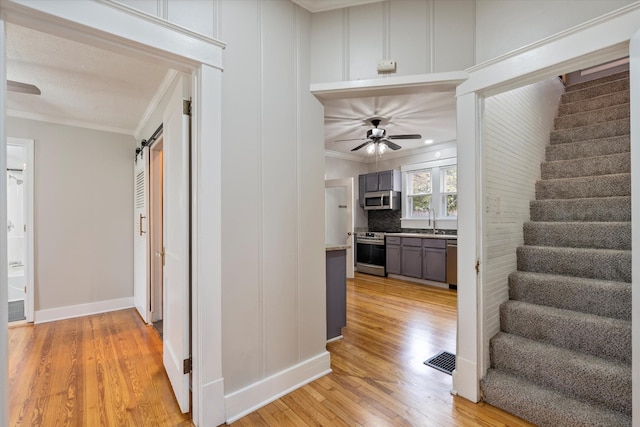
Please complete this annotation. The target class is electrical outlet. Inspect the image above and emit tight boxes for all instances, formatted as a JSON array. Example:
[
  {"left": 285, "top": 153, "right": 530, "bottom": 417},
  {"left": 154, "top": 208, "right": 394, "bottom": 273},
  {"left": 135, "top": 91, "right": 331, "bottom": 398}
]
[{"left": 377, "top": 59, "right": 396, "bottom": 73}]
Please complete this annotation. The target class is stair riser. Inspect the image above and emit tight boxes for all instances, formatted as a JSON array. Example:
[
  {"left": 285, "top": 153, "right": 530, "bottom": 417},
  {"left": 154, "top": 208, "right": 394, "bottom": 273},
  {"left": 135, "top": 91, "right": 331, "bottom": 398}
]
[
  {"left": 561, "top": 78, "right": 629, "bottom": 104},
  {"left": 481, "top": 370, "right": 632, "bottom": 427},
  {"left": 565, "top": 71, "right": 629, "bottom": 93},
  {"left": 550, "top": 119, "right": 629, "bottom": 144},
  {"left": 541, "top": 153, "right": 630, "bottom": 179},
  {"left": 535, "top": 174, "right": 630, "bottom": 200},
  {"left": 529, "top": 197, "right": 631, "bottom": 222},
  {"left": 490, "top": 334, "right": 631, "bottom": 414},
  {"left": 517, "top": 246, "right": 630, "bottom": 282},
  {"left": 523, "top": 222, "right": 630, "bottom": 250},
  {"left": 558, "top": 90, "right": 629, "bottom": 116},
  {"left": 509, "top": 272, "right": 631, "bottom": 320},
  {"left": 554, "top": 103, "right": 629, "bottom": 130},
  {"left": 546, "top": 135, "right": 629, "bottom": 161},
  {"left": 500, "top": 301, "right": 631, "bottom": 363}
]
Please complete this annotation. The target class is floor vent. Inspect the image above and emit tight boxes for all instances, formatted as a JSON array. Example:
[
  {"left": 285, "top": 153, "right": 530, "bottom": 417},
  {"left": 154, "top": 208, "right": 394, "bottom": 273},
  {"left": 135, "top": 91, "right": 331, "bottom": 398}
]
[
  {"left": 9, "top": 300, "right": 25, "bottom": 322},
  {"left": 424, "top": 351, "right": 456, "bottom": 375}
]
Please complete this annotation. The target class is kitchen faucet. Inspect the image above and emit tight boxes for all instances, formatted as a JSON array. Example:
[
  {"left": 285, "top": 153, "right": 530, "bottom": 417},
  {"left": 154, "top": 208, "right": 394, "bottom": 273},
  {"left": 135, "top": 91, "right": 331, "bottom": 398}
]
[{"left": 427, "top": 208, "right": 437, "bottom": 234}]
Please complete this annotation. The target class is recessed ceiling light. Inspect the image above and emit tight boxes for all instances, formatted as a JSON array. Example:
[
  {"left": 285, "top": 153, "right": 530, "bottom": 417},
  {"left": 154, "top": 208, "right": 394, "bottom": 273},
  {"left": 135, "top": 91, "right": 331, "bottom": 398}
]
[
  {"left": 434, "top": 151, "right": 442, "bottom": 158},
  {"left": 424, "top": 139, "right": 434, "bottom": 145}
]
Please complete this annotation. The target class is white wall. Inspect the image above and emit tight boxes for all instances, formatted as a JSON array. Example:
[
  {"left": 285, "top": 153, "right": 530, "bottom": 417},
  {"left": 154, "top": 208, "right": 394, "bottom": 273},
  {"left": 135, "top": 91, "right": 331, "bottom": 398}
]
[
  {"left": 7, "top": 117, "right": 135, "bottom": 313},
  {"left": 217, "top": 0, "right": 328, "bottom": 420},
  {"left": 475, "top": 0, "right": 637, "bottom": 64},
  {"left": 325, "top": 155, "right": 369, "bottom": 229},
  {"left": 481, "top": 78, "right": 564, "bottom": 370},
  {"left": 310, "top": 0, "right": 475, "bottom": 83}
]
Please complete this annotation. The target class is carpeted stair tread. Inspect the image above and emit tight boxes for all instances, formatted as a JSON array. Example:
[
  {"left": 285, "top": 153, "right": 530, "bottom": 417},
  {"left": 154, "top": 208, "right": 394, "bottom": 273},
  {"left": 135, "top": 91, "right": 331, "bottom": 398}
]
[
  {"left": 560, "top": 77, "right": 629, "bottom": 104},
  {"left": 490, "top": 332, "right": 631, "bottom": 414},
  {"left": 535, "top": 173, "right": 630, "bottom": 200},
  {"left": 550, "top": 118, "right": 629, "bottom": 144},
  {"left": 554, "top": 103, "right": 629, "bottom": 130},
  {"left": 523, "top": 221, "right": 630, "bottom": 250},
  {"left": 481, "top": 369, "right": 631, "bottom": 427},
  {"left": 541, "top": 152, "right": 629, "bottom": 179},
  {"left": 500, "top": 300, "right": 631, "bottom": 363},
  {"left": 545, "top": 135, "right": 629, "bottom": 161},
  {"left": 517, "top": 245, "right": 630, "bottom": 282},
  {"left": 564, "top": 71, "right": 628, "bottom": 93},
  {"left": 529, "top": 196, "right": 630, "bottom": 222},
  {"left": 558, "top": 89, "right": 629, "bottom": 116},
  {"left": 509, "top": 271, "right": 631, "bottom": 320}
]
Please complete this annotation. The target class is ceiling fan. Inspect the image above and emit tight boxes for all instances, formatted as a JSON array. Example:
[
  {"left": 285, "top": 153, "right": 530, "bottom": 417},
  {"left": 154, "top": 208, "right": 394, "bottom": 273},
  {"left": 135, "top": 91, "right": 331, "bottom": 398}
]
[
  {"left": 337, "top": 118, "right": 422, "bottom": 153},
  {"left": 7, "top": 80, "right": 41, "bottom": 95}
]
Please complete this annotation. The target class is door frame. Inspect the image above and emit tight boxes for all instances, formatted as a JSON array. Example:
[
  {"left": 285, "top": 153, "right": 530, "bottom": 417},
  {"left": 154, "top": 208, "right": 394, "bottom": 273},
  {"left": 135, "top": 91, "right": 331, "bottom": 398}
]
[
  {"left": 0, "top": 2, "right": 226, "bottom": 425},
  {"left": 149, "top": 137, "right": 164, "bottom": 324},
  {"left": 6, "top": 137, "right": 34, "bottom": 323},
  {"left": 324, "top": 177, "right": 354, "bottom": 278}
]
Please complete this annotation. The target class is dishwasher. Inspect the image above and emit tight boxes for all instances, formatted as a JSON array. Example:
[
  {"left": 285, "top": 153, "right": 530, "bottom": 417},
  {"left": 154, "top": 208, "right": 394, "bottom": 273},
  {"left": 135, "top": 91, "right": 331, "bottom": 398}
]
[{"left": 446, "top": 240, "right": 457, "bottom": 287}]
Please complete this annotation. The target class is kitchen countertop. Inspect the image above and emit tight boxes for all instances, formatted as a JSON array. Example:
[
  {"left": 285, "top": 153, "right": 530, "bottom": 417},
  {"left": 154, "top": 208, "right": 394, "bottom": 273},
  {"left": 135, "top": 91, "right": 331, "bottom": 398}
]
[
  {"left": 385, "top": 233, "right": 457, "bottom": 240},
  {"left": 326, "top": 245, "right": 351, "bottom": 251}
]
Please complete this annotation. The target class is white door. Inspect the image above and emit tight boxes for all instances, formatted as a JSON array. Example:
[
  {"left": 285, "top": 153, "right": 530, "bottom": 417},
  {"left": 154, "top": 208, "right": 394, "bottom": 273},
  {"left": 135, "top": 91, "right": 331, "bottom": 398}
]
[
  {"left": 325, "top": 178, "right": 355, "bottom": 278},
  {"left": 133, "top": 148, "right": 150, "bottom": 323},
  {"left": 162, "top": 77, "right": 191, "bottom": 414}
]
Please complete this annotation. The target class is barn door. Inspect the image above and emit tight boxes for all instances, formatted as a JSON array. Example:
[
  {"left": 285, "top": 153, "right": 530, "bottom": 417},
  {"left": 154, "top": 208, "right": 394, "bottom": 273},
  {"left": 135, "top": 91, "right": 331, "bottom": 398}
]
[
  {"left": 133, "top": 147, "right": 150, "bottom": 323},
  {"left": 162, "top": 77, "right": 191, "bottom": 413}
]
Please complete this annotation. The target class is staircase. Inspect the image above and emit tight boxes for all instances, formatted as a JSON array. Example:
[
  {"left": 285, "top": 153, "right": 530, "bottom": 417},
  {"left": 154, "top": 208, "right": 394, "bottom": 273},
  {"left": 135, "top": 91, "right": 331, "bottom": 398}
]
[{"left": 481, "top": 71, "right": 632, "bottom": 427}]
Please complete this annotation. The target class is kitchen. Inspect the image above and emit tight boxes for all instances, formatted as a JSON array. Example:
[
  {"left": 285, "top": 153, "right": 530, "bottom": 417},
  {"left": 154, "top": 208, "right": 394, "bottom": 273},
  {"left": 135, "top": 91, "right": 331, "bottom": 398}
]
[{"left": 324, "top": 90, "right": 459, "bottom": 340}]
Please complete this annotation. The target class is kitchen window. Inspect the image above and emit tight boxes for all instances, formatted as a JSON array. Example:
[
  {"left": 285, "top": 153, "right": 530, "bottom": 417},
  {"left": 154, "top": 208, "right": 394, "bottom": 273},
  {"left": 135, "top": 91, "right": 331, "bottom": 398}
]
[{"left": 401, "top": 158, "right": 457, "bottom": 230}]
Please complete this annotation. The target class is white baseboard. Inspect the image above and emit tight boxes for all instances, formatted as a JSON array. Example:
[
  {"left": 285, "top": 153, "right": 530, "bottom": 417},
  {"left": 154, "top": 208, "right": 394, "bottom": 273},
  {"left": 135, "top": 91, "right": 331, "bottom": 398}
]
[
  {"left": 34, "top": 297, "right": 134, "bottom": 324},
  {"left": 224, "top": 351, "right": 332, "bottom": 423}
]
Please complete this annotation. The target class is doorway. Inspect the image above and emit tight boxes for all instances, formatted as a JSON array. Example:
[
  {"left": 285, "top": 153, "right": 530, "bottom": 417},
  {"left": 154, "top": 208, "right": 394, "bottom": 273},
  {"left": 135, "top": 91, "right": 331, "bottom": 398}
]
[
  {"left": 150, "top": 137, "right": 164, "bottom": 337},
  {"left": 325, "top": 178, "right": 354, "bottom": 278},
  {"left": 6, "top": 137, "right": 34, "bottom": 324}
]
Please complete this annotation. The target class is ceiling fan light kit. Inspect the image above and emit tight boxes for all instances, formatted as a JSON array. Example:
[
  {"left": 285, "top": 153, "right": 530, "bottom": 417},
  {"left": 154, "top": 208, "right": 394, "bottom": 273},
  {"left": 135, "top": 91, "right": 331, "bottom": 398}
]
[{"left": 345, "top": 117, "right": 421, "bottom": 155}]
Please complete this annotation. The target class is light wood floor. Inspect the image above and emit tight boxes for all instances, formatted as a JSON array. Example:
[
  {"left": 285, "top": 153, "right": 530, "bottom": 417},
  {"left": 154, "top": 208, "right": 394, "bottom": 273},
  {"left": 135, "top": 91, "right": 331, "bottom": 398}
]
[
  {"left": 230, "top": 273, "right": 535, "bottom": 426},
  {"left": 8, "top": 309, "right": 192, "bottom": 426},
  {"left": 8, "top": 274, "right": 534, "bottom": 426}
]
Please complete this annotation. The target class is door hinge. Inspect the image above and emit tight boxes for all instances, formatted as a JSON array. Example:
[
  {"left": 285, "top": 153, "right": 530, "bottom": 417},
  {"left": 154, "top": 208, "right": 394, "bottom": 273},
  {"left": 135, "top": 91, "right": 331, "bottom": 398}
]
[
  {"left": 183, "top": 357, "right": 192, "bottom": 374},
  {"left": 183, "top": 99, "right": 192, "bottom": 116},
  {"left": 475, "top": 260, "right": 480, "bottom": 274}
]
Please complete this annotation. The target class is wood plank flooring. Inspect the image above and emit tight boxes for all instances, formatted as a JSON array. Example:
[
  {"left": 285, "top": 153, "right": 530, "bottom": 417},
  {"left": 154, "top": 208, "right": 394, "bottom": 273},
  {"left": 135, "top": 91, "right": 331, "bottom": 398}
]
[
  {"left": 230, "top": 273, "right": 535, "bottom": 426},
  {"left": 8, "top": 274, "right": 534, "bottom": 426},
  {"left": 8, "top": 309, "right": 192, "bottom": 426}
]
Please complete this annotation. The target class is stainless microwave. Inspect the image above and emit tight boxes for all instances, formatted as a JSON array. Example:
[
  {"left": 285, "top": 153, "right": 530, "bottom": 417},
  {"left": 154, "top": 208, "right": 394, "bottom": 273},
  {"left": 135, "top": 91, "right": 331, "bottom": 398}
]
[{"left": 363, "top": 191, "right": 400, "bottom": 210}]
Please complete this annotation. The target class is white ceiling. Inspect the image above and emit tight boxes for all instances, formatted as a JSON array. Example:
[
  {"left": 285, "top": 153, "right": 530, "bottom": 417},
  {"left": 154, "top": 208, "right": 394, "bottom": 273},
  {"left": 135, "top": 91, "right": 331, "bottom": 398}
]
[{"left": 6, "top": 22, "right": 170, "bottom": 136}]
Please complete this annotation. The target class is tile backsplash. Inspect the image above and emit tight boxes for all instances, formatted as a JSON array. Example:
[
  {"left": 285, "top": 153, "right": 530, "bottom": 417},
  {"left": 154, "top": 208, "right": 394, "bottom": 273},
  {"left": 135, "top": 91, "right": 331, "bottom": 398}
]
[{"left": 367, "top": 210, "right": 456, "bottom": 235}]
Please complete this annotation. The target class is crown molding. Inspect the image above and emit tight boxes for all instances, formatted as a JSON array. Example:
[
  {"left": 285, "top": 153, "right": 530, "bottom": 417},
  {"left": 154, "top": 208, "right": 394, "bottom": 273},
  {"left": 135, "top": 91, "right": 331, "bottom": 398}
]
[{"left": 7, "top": 109, "right": 135, "bottom": 136}]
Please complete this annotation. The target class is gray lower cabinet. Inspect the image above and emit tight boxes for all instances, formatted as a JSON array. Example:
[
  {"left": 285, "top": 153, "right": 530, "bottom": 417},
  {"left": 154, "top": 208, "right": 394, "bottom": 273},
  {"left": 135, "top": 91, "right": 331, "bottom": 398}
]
[
  {"left": 386, "top": 243, "right": 401, "bottom": 275},
  {"left": 386, "top": 236, "right": 448, "bottom": 283},
  {"left": 326, "top": 249, "right": 347, "bottom": 340},
  {"left": 423, "top": 247, "right": 446, "bottom": 282},
  {"left": 401, "top": 246, "right": 422, "bottom": 278}
]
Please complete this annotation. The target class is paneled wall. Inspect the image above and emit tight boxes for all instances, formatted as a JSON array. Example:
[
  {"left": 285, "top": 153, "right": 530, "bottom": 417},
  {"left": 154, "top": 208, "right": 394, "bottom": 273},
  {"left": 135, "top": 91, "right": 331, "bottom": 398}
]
[
  {"left": 481, "top": 77, "right": 564, "bottom": 369},
  {"left": 475, "top": 0, "right": 637, "bottom": 63},
  {"left": 309, "top": 0, "right": 475, "bottom": 83},
  {"left": 217, "top": 0, "right": 327, "bottom": 403}
]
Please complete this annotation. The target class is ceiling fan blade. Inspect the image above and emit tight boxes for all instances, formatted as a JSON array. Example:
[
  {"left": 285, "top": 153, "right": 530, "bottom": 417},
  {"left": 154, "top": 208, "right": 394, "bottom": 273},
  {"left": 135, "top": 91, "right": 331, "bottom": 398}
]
[
  {"left": 351, "top": 141, "right": 372, "bottom": 152},
  {"left": 335, "top": 137, "right": 366, "bottom": 142},
  {"left": 7, "top": 80, "right": 41, "bottom": 95},
  {"left": 388, "top": 134, "right": 422, "bottom": 140},
  {"left": 383, "top": 140, "right": 402, "bottom": 150}
]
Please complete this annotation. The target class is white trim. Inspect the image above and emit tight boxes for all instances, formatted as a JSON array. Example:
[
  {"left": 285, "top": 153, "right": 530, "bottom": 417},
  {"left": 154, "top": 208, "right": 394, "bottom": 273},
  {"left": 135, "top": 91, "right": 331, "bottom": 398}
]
[
  {"left": 34, "top": 297, "right": 134, "bottom": 324},
  {"left": 311, "top": 71, "right": 468, "bottom": 100},
  {"left": 629, "top": 25, "right": 640, "bottom": 426},
  {"left": 224, "top": 351, "right": 332, "bottom": 424},
  {"left": 134, "top": 69, "right": 179, "bottom": 140},
  {"left": 400, "top": 156, "right": 457, "bottom": 172},
  {"left": 290, "top": 0, "right": 382, "bottom": 13},
  {"left": 0, "top": 16, "right": 9, "bottom": 426},
  {"left": 458, "top": 3, "right": 640, "bottom": 97},
  {"left": 7, "top": 109, "right": 134, "bottom": 136}
]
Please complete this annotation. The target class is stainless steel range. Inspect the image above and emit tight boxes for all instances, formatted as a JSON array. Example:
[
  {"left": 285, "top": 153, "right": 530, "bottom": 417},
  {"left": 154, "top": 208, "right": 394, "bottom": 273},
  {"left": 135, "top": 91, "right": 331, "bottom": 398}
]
[{"left": 355, "top": 232, "right": 386, "bottom": 276}]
